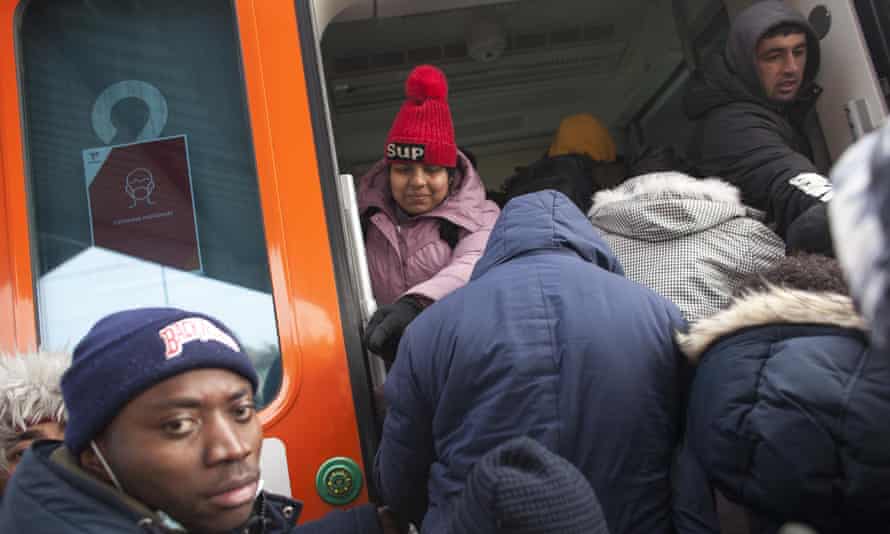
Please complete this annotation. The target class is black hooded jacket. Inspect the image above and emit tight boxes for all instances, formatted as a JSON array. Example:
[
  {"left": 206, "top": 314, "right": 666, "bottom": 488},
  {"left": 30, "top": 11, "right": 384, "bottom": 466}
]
[{"left": 684, "top": 1, "right": 831, "bottom": 239}]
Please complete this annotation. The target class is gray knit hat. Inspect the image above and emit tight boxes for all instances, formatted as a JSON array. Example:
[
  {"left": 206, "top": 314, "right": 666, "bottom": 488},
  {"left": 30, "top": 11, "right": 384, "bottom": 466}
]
[{"left": 448, "top": 437, "right": 610, "bottom": 534}]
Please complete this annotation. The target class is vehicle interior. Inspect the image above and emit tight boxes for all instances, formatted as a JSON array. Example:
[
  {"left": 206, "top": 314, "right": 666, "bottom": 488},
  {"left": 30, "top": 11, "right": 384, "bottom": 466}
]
[{"left": 319, "top": 0, "right": 729, "bottom": 191}]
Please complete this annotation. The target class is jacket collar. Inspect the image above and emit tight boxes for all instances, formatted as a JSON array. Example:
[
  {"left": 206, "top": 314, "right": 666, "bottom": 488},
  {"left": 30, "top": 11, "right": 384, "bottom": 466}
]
[
  {"left": 677, "top": 285, "right": 866, "bottom": 362},
  {"left": 48, "top": 445, "right": 168, "bottom": 530},
  {"left": 48, "top": 445, "right": 300, "bottom": 533}
]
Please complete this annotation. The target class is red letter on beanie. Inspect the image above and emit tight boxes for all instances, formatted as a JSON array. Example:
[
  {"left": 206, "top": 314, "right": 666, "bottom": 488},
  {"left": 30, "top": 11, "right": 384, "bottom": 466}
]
[{"left": 159, "top": 326, "right": 182, "bottom": 358}]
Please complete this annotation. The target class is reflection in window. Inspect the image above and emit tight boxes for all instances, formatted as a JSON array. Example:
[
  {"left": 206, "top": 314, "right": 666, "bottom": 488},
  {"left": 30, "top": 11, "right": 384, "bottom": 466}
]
[{"left": 19, "top": 0, "right": 282, "bottom": 407}]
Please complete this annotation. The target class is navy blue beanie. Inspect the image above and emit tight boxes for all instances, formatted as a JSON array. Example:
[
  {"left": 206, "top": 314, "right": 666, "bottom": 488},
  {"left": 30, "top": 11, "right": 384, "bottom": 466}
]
[
  {"left": 62, "top": 307, "right": 259, "bottom": 456},
  {"left": 448, "top": 437, "right": 610, "bottom": 534}
]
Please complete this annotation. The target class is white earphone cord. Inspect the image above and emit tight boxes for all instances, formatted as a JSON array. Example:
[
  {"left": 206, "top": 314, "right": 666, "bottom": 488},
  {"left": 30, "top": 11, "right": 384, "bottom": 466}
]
[{"left": 90, "top": 440, "right": 125, "bottom": 493}]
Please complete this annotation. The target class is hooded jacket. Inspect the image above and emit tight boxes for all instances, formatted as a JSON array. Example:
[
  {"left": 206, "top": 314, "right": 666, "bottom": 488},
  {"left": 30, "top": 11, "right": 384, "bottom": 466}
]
[
  {"left": 0, "top": 441, "right": 382, "bottom": 534},
  {"left": 685, "top": 1, "right": 831, "bottom": 239},
  {"left": 673, "top": 287, "right": 890, "bottom": 533},
  {"left": 589, "top": 172, "right": 785, "bottom": 322},
  {"left": 375, "top": 191, "right": 688, "bottom": 534},
  {"left": 830, "top": 125, "right": 890, "bottom": 351},
  {"left": 359, "top": 150, "right": 500, "bottom": 306}
]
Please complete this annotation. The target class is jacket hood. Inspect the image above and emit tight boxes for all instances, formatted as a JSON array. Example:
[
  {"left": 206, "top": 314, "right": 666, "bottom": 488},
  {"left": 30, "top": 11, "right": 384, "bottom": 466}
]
[
  {"left": 471, "top": 190, "right": 622, "bottom": 280},
  {"left": 685, "top": 1, "right": 821, "bottom": 118},
  {"left": 589, "top": 172, "right": 754, "bottom": 241},
  {"left": 677, "top": 285, "right": 866, "bottom": 362},
  {"left": 358, "top": 149, "right": 493, "bottom": 232}
]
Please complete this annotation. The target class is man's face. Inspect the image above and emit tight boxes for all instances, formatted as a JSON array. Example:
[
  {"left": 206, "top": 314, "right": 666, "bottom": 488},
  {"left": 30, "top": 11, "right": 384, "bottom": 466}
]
[
  {"left": 755, "top": 32, "right": 808, "bottom": 102},
  {"left": 0, "top": 421, "right": 65, "bottom": 494},
  {"left": 95, "top": 369, "right": 262, "bottom": 533}
]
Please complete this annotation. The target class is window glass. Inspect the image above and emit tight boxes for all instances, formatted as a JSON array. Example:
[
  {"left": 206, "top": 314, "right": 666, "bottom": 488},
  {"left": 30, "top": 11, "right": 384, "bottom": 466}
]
[{"left": 19, "top": 0, "right": 282, "bottom": 407}]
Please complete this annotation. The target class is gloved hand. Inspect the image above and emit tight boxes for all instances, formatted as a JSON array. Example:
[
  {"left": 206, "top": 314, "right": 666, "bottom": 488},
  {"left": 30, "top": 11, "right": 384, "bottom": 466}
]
[{"left": 364, "top": 296, "right": 426, "bottom": 363}]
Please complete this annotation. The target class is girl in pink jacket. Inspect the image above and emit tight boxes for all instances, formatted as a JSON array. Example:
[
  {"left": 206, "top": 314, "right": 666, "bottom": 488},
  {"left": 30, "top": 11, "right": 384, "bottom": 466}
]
[{"left": 359, "top": 65, "right": 500, "bottom": 361}]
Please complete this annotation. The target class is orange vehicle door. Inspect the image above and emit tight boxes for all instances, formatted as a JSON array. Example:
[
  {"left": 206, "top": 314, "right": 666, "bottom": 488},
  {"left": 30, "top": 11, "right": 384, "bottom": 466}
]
[{"left": 0, "top": 0, "right": 377, "bottom": 521}]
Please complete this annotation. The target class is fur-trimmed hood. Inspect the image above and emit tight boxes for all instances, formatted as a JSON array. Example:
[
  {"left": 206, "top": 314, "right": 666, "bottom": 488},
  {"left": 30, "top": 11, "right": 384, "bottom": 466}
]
[
  {"left": 589, "top": 172, "right": 764, "bottom": 241},
  {"left": 592, "top": 172, "right": 741, "bottom": 206},
  {"left": 678, "top": 285, "right": 867, "bottom": 362}
]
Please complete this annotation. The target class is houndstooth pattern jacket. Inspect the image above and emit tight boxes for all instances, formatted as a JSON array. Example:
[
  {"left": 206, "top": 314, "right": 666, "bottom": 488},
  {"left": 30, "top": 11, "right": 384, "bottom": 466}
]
[{"left": 589, "top": 172, "right": 785, "bottom": 322}]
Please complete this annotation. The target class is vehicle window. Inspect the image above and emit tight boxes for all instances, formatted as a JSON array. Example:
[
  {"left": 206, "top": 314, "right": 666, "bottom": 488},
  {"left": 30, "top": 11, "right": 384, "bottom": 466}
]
[{"left": 19, "top": 0, "right": 282, "bottom": 407}]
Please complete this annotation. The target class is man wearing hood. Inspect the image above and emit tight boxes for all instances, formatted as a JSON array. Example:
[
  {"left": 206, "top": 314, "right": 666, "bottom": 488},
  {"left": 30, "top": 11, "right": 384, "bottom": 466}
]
[
  {"left": 375, "top": 191, "right": 688, "bottom": 534},
  {"left": 685, "top": 1, "right": 833, "bottom": 250}
]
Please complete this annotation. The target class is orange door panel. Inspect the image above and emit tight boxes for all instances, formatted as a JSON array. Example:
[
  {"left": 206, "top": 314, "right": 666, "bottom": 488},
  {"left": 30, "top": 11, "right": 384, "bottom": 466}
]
[
  {"left": 0, "top": 1, "right": 37, "bottom": 353},
  {"left": 235, "top": 0, "right": 373, "bottom": 520}
]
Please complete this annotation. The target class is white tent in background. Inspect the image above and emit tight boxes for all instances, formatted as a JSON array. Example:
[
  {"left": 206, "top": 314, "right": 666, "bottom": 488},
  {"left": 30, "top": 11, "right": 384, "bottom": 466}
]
[{"left": 37, "top": 246, "right": 279, "bottom": 354}]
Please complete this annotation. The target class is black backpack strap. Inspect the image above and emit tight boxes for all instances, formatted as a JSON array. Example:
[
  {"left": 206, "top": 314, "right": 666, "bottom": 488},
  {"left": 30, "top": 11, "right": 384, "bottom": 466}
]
[
  {"left": 437, "top": 219, "right": 460, "bottom": 251},
  {"left": 360, "top": 207, "right": 380, "bottom": 241}
]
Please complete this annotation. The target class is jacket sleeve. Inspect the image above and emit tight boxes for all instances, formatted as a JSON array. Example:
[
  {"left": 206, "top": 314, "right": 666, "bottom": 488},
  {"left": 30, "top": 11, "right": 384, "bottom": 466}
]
[
  {"left": 374, "top": 328, "right": 435, "bottom": 526},
  {"left": 294, "top": 504, "right": 382, "bottom": 534},
  {"left": 695, "top": 106, "right": 832, "bottom": 238},
  {"left": 403, "top": 207, "right": 498, "bottom": 302}
]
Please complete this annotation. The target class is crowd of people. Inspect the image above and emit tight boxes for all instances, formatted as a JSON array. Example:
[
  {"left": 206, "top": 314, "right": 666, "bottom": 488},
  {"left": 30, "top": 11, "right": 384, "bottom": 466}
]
[{"left": 2, "top": 2, "right": 890, "bottom": 533}]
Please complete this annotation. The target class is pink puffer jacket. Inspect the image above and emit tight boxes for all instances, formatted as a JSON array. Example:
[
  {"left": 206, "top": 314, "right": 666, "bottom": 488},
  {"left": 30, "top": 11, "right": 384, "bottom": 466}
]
[{"left": 358, "top": 151, "right": 500, "bottom": 306}]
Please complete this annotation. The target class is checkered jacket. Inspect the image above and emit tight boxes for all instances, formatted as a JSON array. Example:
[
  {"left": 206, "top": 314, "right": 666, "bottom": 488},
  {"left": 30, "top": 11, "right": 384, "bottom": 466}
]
[{"left": 589, "top": 172, "right": 784, "bottom": 322}]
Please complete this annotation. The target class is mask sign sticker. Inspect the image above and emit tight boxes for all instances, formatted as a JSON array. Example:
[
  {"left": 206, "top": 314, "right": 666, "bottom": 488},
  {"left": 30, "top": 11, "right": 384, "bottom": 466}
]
[{"left": 83, "top": 81, "right": 202, "bottom": 273}]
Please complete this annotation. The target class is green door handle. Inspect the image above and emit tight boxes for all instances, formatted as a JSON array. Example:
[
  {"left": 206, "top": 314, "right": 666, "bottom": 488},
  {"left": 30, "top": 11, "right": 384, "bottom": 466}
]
[{"left": 316, "top": 457, "right": 363, "bottom": 505}]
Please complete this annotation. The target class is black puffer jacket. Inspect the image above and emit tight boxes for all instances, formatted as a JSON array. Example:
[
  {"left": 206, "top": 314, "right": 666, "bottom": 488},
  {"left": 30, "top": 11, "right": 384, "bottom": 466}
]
[
  {"left": 684, "top": 1, "right": 831, "bottom": 239},
  {"left": 673, "top": 287, "right": 890, "bottom": 533}
]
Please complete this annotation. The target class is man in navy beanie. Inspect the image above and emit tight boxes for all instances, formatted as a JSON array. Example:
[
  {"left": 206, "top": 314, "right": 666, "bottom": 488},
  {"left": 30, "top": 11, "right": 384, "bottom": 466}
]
[{"left": 0, "top": 307, "right": 390, "bottom": 534}]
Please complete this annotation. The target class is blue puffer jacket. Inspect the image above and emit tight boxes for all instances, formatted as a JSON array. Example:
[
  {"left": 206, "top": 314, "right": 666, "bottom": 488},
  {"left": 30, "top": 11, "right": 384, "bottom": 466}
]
[
  {"left": 674, "top": 287, "right": 890, "bottom": 533},
  {"left": 0, "top": 441, "right": 382, "bottom": 534},
  {"left": 375, "top": 190, "right": 688, "bottom": 534}
]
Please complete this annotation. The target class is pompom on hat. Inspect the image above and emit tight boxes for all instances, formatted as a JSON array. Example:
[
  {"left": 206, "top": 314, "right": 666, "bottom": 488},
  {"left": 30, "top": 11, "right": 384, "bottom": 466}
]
[
  {"left": 61, "top": 307, "right": 258, "bottom": 456},
  {"left": 384, "top": 65, "right": 457, "bottom": 168}
]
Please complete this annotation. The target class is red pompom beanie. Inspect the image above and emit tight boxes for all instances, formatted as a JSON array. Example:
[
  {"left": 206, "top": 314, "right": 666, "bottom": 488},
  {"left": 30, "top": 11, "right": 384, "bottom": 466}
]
[{"left": 384, "top": 65, "right": 457, "bottom": 168}]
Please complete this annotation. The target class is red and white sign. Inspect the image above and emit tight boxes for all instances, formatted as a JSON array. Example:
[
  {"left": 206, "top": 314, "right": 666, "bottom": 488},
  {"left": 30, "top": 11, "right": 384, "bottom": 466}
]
[{"left": 83, "top": 135, "right": 202, "bottom": 272}]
